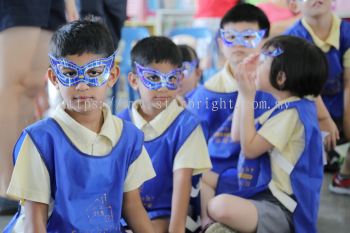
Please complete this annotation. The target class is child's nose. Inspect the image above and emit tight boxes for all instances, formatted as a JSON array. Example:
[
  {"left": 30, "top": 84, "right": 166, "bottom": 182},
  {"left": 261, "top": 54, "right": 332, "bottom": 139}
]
[{"left": 75, "top": 81, "right": 90, "bottom": 91}]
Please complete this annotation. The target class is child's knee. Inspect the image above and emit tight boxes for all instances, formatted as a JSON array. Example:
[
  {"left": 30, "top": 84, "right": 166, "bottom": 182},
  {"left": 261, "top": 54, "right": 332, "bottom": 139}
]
[{"left": 207, "top": 194, "right": 232, "bottom": 221}]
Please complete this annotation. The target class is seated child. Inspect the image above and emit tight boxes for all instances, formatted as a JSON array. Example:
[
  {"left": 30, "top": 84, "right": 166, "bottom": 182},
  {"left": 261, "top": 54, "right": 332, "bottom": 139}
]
[
  {"left": 192, "top": 4, "right": 277, "bottom": 229},
  {"left": 285, "top": 0, "right": 350, "bottom": 180},
  {"left": 4, "top": 18, "right": 155, "bottom": 233},
  {"left": 199, "top": 4, "right": 339, "bottom": 230},
  {"left": 206, "top": 35, "right": 327, "bottom": 233},
  {"left": 177, "top": 44, "right": 202, "bottom": 101},
  {"left": 117, "top": 36, "right": 212, "bottom": 233}
]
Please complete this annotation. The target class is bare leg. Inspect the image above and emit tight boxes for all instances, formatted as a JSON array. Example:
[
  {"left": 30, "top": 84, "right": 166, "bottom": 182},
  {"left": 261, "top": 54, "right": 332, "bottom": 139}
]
[
  {"left": 152, "top": 218, "right": 170, "bottom": 233},
  {"left": 200, "top": 171, "right": 218, "bottom": 228},
  {"left": 0, "top": 27, "right": 52, "bottom": 196},
  {"left": 207, "top": 194, "right": 258, "bottom": 233}
]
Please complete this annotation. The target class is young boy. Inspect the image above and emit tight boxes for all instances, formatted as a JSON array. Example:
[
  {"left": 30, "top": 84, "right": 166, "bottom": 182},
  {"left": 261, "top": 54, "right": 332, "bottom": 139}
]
[
  {"left": 117, "top": 36, "right": 212, "bottom": 233},
  {"left": 4, "top": 18, "right": 155, "bottom": 233},
  {"left": 285, "top": 0, "right": 350, "bottom": 192}
]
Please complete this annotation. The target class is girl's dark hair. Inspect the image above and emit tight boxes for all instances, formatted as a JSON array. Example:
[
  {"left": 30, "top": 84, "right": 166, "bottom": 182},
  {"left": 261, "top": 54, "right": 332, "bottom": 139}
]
[
  {"left": 50, "top": 16, "right": 115, "bottom": 58},
  {"left": 262, "top": 35, "right": 328, "bottom": 97},
  {"left": 178, "top": 44, "right": 199, "bottom": 67}
]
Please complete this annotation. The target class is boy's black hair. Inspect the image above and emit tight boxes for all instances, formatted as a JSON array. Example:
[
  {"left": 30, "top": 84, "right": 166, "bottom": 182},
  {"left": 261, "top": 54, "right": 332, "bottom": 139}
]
[
  {"left": 220, "top": 3, "right": 270, "bottom": 38},
  {"left": 262, "top": 35, "right": 328, "bottom": 97},
  {"left": 131, "top": 36, "right": 182, "bottom": 71},
  {"left": 178, "top": 44, "right": 199, "bottom": 67},
  {"left": 49, "top": 16, "right": 115, "bottom": 58}
]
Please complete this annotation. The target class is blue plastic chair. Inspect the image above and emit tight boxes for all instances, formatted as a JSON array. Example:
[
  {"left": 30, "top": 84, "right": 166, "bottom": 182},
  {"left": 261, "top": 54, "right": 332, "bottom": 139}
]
[
  {"left": 111, "top": 26, "right": 150, "bottom": 113},
  {"left": 168, "top": 27, "right": 212, "bottom": 39}
]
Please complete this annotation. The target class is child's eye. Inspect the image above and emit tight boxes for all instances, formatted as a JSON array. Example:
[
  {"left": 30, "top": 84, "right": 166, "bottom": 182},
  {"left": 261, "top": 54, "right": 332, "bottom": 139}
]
[
  {"left": 225, "top": 35, "right": 236, "bottom": 41},
  {"left": 244, "top": 35, "right": 255, "bottom": 40},
  {"left": 62, "top": 70, "right": 77, "bottom": 77},
  {"left": 86, "top": 66, "right": 104, "bottom": 77},
  {"left": 168, "top": 76, "right": 179, "bottom": 83},
  {"left": 87, "top": 69, "right": 103, "bottom": 77},
  {"left": 146, "top": 75, "right": 161, "bottom": 82}
]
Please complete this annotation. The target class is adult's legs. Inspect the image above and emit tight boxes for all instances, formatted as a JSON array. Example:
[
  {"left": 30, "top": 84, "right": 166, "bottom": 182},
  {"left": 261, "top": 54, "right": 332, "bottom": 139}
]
[{"left": 0, "top": 27, "right": 52, "bottom": 197}]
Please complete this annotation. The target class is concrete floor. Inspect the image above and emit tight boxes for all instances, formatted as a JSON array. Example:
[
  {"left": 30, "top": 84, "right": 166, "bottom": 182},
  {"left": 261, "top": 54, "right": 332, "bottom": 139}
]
[{"left": 1, "top": 174, "right": 349, "bottom": 232}]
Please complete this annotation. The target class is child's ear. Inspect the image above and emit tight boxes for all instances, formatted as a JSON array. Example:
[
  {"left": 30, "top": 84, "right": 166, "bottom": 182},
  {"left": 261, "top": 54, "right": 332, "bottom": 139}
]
[
  {"left": 107, "top": 65, "right": 120, "bottom": 87},
  {"left": 47, "top": 68, "right": 59, "bottom": 90},
  {"left": 288, "top": 0, "right": 301, "bottom": 15},
  {"left": 277, "top": 71, "right": 287, "bottom": 89},
  {"left": 128, "top": 72, "right": 139, "bottom": 90},
  {"left": 195, "top": 68, "right": 203, "bottom": 83}
]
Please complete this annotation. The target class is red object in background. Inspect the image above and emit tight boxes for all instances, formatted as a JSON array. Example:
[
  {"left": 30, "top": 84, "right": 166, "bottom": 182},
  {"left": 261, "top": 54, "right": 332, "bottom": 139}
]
[{"left": 194, "top": 0, "right": 240, "bottom": 18}]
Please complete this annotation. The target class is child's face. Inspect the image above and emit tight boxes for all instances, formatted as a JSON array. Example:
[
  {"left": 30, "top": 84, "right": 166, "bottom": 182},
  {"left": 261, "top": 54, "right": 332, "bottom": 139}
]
[
  {"left": 129, "top": 62, "right": 180, "bottom": 112},
  {"left": 48, "top": 53, "right": 118, "bottom": 114},
  {"left": 297, "top": 0, "right": 332, "bottom": 18},
  {"left": 256, "top": 47, "right": 285, "bottom": 93},
  {"left": 178, "top": 60, "right": 201, "bottom": 96},
  {"left": 218, "top": 22, "right": 264, "bottom": 68}
]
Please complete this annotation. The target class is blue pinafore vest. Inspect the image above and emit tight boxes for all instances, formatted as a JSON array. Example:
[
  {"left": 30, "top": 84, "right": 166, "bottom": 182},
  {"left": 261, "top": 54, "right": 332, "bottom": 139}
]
[
  {"left": 187, "top": 85, "right": 275, "bottom": 173},
  {"left": 285, "top": 20, "right": 350, "bottom": 119},
  {"left": 4, "top": 118, "right": 143, "bottom": 233},
  {"left": 118, "top": 109, "right": 200, "bottom": 220},
  {"left": 217, "top": 99, "right": 323, "bottom": 233}
]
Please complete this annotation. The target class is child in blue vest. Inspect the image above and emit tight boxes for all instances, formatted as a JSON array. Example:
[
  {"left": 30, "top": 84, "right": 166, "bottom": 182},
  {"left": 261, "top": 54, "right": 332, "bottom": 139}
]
[
  {"left": 177, "top": 44, "right": 202, "bottom": 102},
  {"left": 285, "top": 0, "right": 350, "bottom": 186},
  {"left": 117, "top": 36, "right": 212, "bottom": 233},
  {"left": 196, "top": 4, "right": 276, "bottom": 229},
  {"left": 205, "top": 35, "right": 326, "bottom": 233},
  {"left": 199, "top": 3, "right": 339, "bottom": 230},
  {"left": 4, "top": 18, "right": 155, "bottom": 233}
]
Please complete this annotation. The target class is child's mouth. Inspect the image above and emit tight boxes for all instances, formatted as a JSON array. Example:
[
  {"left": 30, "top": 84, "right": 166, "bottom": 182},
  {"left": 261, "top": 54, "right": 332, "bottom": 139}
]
[
  {"left": 74, "top": 96, "right": 93, "bottom": 101},
  {"left": 312, "top": 0, "right": 323, "bottom": 7}
]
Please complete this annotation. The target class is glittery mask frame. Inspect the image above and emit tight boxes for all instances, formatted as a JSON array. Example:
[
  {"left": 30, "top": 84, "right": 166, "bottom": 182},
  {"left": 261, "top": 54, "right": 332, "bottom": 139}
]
[
  {"left": 134, "top": 62, "right": 183, "bottom": 90},
  {"left": 259, "top": 47, "right": 284, "bottom": 62},
  {"left": 182, "top": 60, "right": 199, "bottom": 78},
  {"left": 49, "top": 51, "right": 117, "bottom": 87},
  {"left": 220, "top": 29, "right": 266, "bottom": 48}
]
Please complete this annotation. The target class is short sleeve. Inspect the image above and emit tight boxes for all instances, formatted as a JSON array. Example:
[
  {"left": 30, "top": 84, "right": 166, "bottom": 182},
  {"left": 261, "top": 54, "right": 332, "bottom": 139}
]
[
  {"left": 7, "top": 134, "right": 51, "bottom": 204},
  {"left": 173, "top": 125, "right": 212, "bottom": 175},
  {"left": 123, "top": 147, "right": 156, "bottom": 192},
  {"left": 257, "top": 109, "right": 300, "bottom": 153}
]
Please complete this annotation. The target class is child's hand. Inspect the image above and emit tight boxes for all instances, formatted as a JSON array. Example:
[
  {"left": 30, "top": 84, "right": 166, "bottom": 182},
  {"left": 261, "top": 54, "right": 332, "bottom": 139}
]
[
  {"left": 319, "top": 117, "right": 340, "bottom": 151},
  {"left": 235, "top": 54, "right": 258, "bottom": 100}
]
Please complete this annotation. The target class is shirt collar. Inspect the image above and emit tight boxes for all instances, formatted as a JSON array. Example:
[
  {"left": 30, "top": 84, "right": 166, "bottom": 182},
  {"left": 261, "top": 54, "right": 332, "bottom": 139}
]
[
  {"left": 131, "top": 99, "right": 184, "bottom": 135},
  {"left": 301, "top": 14, "right": 340, "bottom": 51},
  {"left": 204, "top": 62, "right": 238, "bottom": 93},
  {"left": 53, "top": 102, "right": 117, "bottom": 146}
]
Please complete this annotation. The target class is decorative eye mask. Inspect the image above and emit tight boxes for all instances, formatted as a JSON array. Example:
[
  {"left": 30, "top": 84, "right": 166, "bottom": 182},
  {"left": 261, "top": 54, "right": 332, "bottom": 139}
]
[
  {"left": 182, "top": 60, "right": 199, "bottom": 78},
  {"left": 134, "top": 62, "right": 183, "bottom": 90},
  {"left": 220, "top": 29, "right": 266, "bottom": 48},
  {"left": 49, "top": 51, "right": 117, "bottom": 87},
  {"left": 259, "top": 47, "right": 284, "bottom": 62}
]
